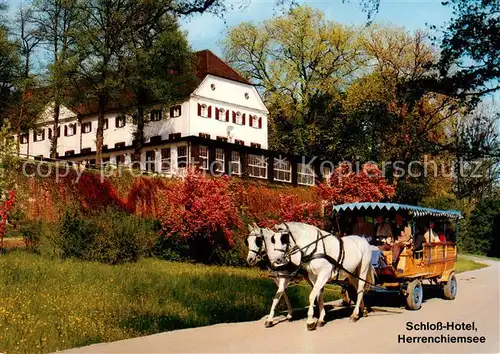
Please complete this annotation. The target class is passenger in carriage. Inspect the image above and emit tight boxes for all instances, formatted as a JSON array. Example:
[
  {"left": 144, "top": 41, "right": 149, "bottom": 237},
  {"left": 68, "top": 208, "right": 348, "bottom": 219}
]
[
  {"left": 374, "top": 215, "right": 393, "bottom": 246},
  {"left": 352, "top": 216, "right": 374, "bottom": 242},
  {"left": 424, "top": 222, "right": 440, "bottom": 243},
  {"left": 390, "top": 213, "right": 413, "bottom": 267}
]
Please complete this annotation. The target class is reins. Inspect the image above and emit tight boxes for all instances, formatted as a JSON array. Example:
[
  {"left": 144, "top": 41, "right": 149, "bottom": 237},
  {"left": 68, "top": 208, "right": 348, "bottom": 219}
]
[{"left": 276, "top": 223, "right": 381, "bottom": 289}]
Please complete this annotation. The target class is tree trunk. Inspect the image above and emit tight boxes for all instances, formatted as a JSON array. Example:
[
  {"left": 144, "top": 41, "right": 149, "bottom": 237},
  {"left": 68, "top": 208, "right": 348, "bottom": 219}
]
[
  {"left": 96, "top": 94, "right": 107, "bottom": 164},
  {"left": 50, "top": 102, "right": 60, "bottom": 158}
]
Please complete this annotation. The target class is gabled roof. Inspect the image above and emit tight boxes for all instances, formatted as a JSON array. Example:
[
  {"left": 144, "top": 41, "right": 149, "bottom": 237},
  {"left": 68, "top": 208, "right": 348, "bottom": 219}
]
[
  {"left": 195, "top": 50, "right": 251, "bottom": 85},
  {"left": 34, "top": 50, "right": 252, "bottom": 118}
]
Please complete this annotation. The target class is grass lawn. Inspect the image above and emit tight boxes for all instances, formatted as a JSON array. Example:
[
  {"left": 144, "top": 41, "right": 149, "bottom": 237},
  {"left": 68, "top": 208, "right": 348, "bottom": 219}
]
[
  {"left": 0, "top": 252, "right": 338, "bottom": 354},
  {"left": 0, "top": 252, "right": 488, "bottom": 353},
  {"left": 455, "top": 255, "right": 490, "bottom": 273}
]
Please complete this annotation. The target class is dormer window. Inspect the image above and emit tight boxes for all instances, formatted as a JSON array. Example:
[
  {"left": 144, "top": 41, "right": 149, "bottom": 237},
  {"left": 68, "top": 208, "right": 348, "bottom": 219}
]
[
  {"left": 244, "top": 92, "right": 250, "bottom": 100},
  {"left": 211, "top": 83, "right": 216, "bottom": 91}
]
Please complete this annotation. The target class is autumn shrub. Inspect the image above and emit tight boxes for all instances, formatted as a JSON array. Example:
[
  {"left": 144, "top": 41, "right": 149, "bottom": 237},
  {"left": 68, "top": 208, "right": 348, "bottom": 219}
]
[
  {"left": 233, "top": 181, "right": 324, "bottom": 228},
  {"left": 159, "top": 170, "right": 243, "bottom": 263},
  {"left": 0, "top": 190, "right": 16, "bottom": 250},
  {"left": 317, "top": 162, "right": 395, "bottom": 210}
]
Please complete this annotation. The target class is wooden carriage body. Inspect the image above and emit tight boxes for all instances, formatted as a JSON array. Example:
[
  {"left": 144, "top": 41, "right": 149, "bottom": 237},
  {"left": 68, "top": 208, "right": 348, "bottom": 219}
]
[{"left": 332, "top": 202, "right": 461, "bottom": 309}]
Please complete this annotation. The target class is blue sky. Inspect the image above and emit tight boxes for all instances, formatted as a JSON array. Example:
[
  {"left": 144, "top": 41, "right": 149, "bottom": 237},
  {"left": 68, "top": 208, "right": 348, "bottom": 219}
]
[{"left": 181, "top": 0, "right": 455, "bottom": 56}]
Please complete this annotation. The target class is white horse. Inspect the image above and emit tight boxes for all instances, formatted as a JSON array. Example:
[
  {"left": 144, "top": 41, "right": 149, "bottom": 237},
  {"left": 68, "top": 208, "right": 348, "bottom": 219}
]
[
  {"left": 247, "top": 223, "right": 321, "bottom": 327},
  {"left": 246, "top": 223, "right": 296, "bottom": 327},
  {"left": 270, "top": 222, "right": 375, "bottom": 330}
]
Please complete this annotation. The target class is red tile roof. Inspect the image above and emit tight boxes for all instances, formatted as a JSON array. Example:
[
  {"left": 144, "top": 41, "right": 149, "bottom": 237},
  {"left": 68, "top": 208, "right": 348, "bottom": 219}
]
[
  {"left": 195, "top": 50, "right": 251, "bottom": 85},
  {"left": 40, "top": 50, "right": 250, "bottom": 116}
]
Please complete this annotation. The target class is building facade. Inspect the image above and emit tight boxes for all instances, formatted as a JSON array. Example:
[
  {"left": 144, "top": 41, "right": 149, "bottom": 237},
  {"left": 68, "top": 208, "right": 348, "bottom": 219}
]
[{"left": 18, "top": 50, "right": 330, "bottom": 186}]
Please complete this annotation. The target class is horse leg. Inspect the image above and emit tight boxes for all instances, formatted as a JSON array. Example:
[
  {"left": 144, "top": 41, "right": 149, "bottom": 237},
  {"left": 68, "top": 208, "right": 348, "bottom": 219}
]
[
  {"left": 317, "top": 288, "right": 326, "bottom": 327},
  {"left": 282, "top": 290, "right": 293, "bottom": 321},
  {"left": 266, "top": 276, "right": 288, "bottom": 327},
  {"left": 306, "top": 270, "right": 329, "bottom": 331},
  {"left": 351, "top": 257, "right": 372, "bottom": 322}
]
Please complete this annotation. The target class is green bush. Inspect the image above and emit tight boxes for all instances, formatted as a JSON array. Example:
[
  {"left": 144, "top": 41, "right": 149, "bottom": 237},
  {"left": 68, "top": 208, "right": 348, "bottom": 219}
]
[
  {"left": 20, "top": 220, "right": 42, "bottom": 251},
  {"left": 460, "top": 196, "right": 500, "bottom": 257},
  {"left": 51, "top": 207, "right": 158, "bottom": 264}
]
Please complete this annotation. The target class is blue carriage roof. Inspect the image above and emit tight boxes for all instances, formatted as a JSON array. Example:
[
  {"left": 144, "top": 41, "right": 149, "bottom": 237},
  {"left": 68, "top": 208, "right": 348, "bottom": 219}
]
[{"left": 332, "top": 202, "right": 462, "bottom": 219}]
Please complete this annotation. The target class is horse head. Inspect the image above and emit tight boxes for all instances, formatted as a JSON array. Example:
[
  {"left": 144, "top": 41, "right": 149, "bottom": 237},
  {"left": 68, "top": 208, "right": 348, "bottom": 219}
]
[
  {"left": 269, "top": 223, "right": 295, "bottom": 267},
  {"left": 245, "top": 223, "right": 266, "bottom": 266}
]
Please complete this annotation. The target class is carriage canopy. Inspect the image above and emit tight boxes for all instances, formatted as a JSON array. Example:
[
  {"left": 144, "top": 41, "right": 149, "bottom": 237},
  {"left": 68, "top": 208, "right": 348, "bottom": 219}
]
[{"left": 332, "top": 202, "right": 462, "bottom": 220}]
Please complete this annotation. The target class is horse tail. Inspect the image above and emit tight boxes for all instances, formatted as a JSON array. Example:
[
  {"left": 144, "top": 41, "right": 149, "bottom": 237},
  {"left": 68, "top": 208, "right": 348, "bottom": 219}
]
[{"left": 366, "top": 265, "right": 376, "bottom": 291}]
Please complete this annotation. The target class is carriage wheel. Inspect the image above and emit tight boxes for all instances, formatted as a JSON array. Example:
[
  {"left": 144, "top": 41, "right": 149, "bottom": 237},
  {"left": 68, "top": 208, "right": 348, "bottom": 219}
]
[
  {"left": 405, "top": 280, "right": 423, "bottom": 310},
  {"left": 443, "top": 273, "right": 457, "bottom": 300}
]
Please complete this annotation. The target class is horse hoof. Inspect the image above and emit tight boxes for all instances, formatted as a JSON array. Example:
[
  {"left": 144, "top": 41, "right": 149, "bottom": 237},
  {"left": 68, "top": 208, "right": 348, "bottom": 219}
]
[
  {"left": 265, "top": 320, "right": 274, "bottom": 328},
  {"left": 286, "top": 314, "right": 293, "bottom": 321},
  {"left": 349, "top": 316, "right": 359, "bottom": 323},
  {"left": 317, "top": 320, "right": 326, "bottom": 327},
  {"left": 306, "top": 321, "right": 317, "bottom": 331},
  {"left": 363, "top": 309, "right": 368, "bottom": 317}
]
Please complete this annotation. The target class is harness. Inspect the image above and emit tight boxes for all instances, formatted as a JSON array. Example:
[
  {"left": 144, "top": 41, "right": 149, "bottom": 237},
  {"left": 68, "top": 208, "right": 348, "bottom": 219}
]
[
  {"left": 249, "top": 228, "right": 302, "bottom": 277},
  {"left": 277, "top": 223, "right": 379, "bottom": 288}
]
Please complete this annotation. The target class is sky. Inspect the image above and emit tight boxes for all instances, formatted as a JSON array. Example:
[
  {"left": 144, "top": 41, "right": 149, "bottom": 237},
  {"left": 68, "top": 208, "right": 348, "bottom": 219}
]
[{"left": 180, "top": 0, "right": 455, "bottom": 56}]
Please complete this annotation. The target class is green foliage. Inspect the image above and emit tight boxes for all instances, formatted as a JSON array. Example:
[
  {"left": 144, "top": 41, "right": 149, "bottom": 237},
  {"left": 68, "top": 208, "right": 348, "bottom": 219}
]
[
  {"left": 460, "top": 195, "right": 500, "bottom": 257},
  {"left": 0, "top": 122, "right": 20, "bottom": 195},
  {"left": 51, "top": 207, "right": 158, "bottom": 264},
  {"left": 436, "top": 0, "right": 500, "bottom": 98},
  {"left": 0, "top": 252, "right": 334, "bottom": 353},
  {"left": 20, "top": 219, "right": 42, "bottom": 251}
]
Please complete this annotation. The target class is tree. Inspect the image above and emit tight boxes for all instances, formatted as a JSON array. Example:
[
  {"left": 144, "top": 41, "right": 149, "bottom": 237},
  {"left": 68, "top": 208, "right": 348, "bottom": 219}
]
[
  {"left": 32, "top": 0, "right": 78, "bottom": 158},
  {"left": 119, "top": 11, "right": 196, "bottom": 156},
  {"left": 222, "top": 6, "right": 363, "bottom": 118},
  {"left": 461, "top": 194, "right": 500, "bottom": 257},
  {"left": 9, "top": 4, "right": 44, "bottom": 152},
  {"left": 69, "top": 0, "right": 230, "bottom": 163},
  {"left": 0, "top": 21, "right": 21, "bottom": 128},
  {"left": 435, "top": 0, "right": 500, "bottom": 98},
  {"left": 317, "top": 162, "right": 395, "bottom": 207}
]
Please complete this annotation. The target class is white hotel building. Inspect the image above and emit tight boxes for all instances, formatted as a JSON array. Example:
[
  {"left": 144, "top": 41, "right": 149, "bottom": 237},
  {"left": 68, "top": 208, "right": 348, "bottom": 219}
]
[{"left": 18, "top": 50, "right": 327, "bottom": 186}]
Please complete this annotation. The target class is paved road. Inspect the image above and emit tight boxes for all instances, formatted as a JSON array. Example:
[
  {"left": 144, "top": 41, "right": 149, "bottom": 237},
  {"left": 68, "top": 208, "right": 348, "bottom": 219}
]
[{"left": 59, "top": 257, "right": 499, "bottom": 354}]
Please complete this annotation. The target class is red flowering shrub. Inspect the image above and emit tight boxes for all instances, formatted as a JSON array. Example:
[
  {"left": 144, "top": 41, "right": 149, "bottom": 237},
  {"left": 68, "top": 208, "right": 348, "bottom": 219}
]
[
  {"left": 0, "top": 190, "right": 16, "bottom": 249},
  {"left": 126, "top": 177, "right": 172, "bottom": 217},
  {"left": 317, "top": 162, "right": 395, "bottom": 210},
  {"left": 159, "top": 169, "right": 242, "bottom": 249},
  {"left": 231, "top": 182, "right": 323, "bottom": 228}
]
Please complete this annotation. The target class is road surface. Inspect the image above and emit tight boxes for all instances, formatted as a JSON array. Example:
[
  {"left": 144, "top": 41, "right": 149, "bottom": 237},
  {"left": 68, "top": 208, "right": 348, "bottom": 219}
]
[{"left": 59, "top": 257, "right": 499, "bottom": 354}]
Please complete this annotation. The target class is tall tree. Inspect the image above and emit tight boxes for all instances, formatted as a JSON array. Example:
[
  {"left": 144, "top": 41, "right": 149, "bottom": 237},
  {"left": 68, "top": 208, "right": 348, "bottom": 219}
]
[
  {"left": 222, "top": 6, "right": 363, "bottom": 118},
  {"left": 33, "top": 0, "right": 78, "bottom": 158},
  {"left": 9, "top": 4, "right": 42, "bottom": 150},
  {"left": 119, "top": 10, "right": 196, "bottom": 158},
  {"left": 0, "top": 18, "right": 21, "bottom": 128},
  {"left": 436, "top": 0, "right": 500, "bottom": 98}
]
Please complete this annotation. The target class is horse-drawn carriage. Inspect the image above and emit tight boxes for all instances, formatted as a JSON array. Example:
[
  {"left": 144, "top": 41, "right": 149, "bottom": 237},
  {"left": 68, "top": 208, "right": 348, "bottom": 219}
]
[
  {"left": 245, "top": 202, "right": 461, "bottom": 330},
  {"left": 332, "top": 202, "right": 461, "bottom": 310}
]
